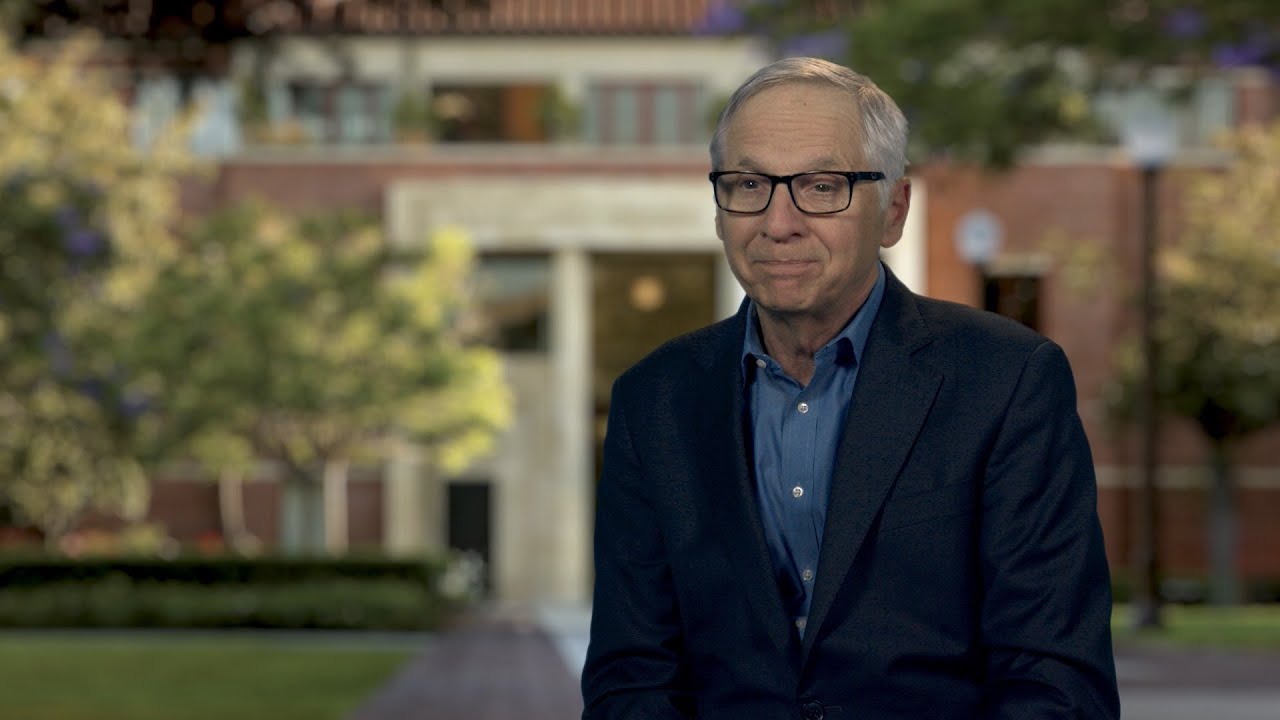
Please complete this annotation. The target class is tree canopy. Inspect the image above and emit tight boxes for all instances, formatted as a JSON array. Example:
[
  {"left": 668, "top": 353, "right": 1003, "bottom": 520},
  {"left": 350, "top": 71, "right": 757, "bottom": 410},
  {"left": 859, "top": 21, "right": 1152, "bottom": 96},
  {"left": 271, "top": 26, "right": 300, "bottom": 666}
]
[
  {"left": 1107, "top": 123, "right": 1280, "bottom": 444},
  {"left": 0, "top": 32, "right": 510, "bottom": 549},
  {"left": 0, "top": 34, "right": 192, "bottom": 543},
  {"left": 739, "top": 1, "right": 1280, "bottom": 165},
  {"left": 125, "top": 204, "right": 511, "bottom": 488}
]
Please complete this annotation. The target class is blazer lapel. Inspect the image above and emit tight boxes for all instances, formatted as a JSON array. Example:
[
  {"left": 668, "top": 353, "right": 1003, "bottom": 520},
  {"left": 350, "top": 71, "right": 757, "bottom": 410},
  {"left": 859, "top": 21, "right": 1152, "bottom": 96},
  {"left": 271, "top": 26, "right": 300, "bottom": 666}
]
[
  {"left": 800, "top": 272, "right": 943, "bottom": 663},
  {"left": 695, "top": 305, "right": 795, "bottom": 659}
]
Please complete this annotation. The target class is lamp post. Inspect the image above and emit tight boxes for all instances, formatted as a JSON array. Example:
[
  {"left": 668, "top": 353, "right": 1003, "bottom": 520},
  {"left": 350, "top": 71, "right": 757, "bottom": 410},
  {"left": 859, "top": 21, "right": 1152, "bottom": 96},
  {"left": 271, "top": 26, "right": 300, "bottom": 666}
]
[{"left": 1122, "top": 104, "right": 1175, "bottom": 630}]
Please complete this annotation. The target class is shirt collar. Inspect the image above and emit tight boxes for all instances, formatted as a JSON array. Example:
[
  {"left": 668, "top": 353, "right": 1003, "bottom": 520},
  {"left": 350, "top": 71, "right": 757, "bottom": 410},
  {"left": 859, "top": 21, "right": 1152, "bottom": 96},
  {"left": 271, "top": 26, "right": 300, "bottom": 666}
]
[{"left": 741, "top": 261, "right": 887, "bottom": 379}]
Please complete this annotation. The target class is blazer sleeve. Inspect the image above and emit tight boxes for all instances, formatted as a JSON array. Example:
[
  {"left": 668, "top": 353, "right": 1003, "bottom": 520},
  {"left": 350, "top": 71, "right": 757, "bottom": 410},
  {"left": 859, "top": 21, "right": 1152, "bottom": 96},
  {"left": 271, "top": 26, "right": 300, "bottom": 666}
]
[
  {"left": 976, "top": 340, "right": 1121, "bottom": 720},
  {"left": 580, "top": 379, "right": 694, "bottom": 720}
]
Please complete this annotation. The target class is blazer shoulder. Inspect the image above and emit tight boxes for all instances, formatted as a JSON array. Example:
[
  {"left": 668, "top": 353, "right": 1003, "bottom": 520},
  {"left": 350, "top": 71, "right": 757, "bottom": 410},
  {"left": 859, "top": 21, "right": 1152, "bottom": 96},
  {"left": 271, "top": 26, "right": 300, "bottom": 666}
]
[
  {"left": 911, "top": 293, "right": 1055, "bottom": 364},
  {"left": 613, "top": 314, "right": 740, "bottom": 395}
]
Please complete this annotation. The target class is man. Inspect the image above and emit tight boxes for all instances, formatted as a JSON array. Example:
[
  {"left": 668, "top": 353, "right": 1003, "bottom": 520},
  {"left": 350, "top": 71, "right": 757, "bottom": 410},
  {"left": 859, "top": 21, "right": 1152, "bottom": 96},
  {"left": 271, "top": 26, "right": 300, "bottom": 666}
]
[{"left": 582, "top": 57, "right": 1119, "bottom": 719}]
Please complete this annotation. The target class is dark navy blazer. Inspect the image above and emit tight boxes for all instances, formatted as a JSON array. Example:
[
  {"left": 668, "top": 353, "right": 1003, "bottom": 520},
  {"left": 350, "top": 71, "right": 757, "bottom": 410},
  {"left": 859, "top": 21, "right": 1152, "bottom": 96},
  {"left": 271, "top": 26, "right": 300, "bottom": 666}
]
[{"left": 582, "top": 267, "right": 1120, "bottom": 720}]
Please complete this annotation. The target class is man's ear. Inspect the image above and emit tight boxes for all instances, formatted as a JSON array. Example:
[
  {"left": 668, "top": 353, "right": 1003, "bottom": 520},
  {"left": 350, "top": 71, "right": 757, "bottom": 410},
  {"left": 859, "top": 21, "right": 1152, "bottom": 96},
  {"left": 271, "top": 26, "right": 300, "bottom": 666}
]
[
  {"left": 881, "top": 178, "right": 911, "bottom": 249},
  {"left": 714, "top": 210, "right": 725, "bottom": 241}
]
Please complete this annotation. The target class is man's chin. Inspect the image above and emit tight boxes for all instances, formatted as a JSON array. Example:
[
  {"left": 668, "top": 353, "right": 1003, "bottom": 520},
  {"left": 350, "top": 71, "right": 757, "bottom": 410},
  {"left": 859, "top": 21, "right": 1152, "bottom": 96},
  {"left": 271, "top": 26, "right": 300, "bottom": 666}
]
[{"left": 752, "top": 295, "right": 813, "bottom": 318}]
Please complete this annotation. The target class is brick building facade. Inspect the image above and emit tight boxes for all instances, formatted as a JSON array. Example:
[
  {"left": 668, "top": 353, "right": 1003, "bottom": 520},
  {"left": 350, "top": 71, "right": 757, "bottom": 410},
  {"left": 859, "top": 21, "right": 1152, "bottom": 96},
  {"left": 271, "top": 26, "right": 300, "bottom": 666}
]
[{"left": 9, "top": 1, "right": 1278, "bottom": 602}]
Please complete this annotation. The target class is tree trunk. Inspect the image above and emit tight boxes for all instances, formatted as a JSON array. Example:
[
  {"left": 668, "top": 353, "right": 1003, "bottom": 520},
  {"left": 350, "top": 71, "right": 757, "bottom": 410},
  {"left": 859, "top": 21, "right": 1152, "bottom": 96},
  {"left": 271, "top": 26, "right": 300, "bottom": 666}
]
[
  {"left": 42, "top": 521, "right": 68, "bottom": 553},
  {"left": 1207, "top": 441, "right": 1240, "bottom": 605},
  {"left": 217, "top": 469, "right": 259, "bottom": 554},
  {"left": 323, "top": 459, "right": 350, "bottom": 555},
  {"left": 37, "top": 492, "right": 88, "bottom": 554}
]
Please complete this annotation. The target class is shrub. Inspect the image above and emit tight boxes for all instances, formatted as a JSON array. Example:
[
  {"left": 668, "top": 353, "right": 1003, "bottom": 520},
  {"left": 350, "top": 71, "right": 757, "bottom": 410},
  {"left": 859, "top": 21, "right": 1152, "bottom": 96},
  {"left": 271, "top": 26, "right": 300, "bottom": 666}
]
[{"left": 0, "top": 554, "right": 458, "bottom": 630}]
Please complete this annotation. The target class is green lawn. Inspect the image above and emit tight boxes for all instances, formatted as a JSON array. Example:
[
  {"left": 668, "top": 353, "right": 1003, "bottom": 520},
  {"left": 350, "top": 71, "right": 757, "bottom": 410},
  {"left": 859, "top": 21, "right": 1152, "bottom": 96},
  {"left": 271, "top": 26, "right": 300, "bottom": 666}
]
[
  {"left": 1113, "top": 604, "right": 1280, "bottom": 650},
  {"left": 0, "top": 633, "right": 415, "bottom": 720}
]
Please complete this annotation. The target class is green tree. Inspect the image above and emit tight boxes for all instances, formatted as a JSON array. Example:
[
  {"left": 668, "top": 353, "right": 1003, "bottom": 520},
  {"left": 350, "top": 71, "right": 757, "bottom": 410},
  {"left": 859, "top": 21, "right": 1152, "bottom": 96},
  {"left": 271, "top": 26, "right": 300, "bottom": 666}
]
[
  {"left": 738, "top": 0, "right": 1280, "bottom": 166},
  {"left": 124, "top": 204, "right": 510, "bottom": 555},
  {"left": 0, "top": 34, "right": 193, "bottom": 546},
  {"left": 1106, "top": 123, "right": 1280, "bottom": 605}
]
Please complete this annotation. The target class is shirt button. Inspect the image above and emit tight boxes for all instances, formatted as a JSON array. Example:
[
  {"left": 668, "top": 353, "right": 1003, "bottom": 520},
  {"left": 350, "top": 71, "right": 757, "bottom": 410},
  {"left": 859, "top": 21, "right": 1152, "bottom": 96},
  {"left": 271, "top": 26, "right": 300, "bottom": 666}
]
[
  {"left": 756, "top": 358, "right": 766, "bottom": 369},
  {"left": 802, "top": 568, "right": 813, "bottom": 582},
  {"left": 792, "top": 486, "right": 804, "bottom": 498},
  {"left": 797, "top": 401, "right": 809, "bottom": 413},
  {"left": 795, "top": 618, "right": 807, "bottom": 631}
]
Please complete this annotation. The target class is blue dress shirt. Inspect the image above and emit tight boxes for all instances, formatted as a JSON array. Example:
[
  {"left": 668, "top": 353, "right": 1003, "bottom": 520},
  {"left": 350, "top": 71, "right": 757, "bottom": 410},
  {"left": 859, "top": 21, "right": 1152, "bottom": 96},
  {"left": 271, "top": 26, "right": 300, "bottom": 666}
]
[{"left": 741, "top": 262, "right": 886, "bottom": 636}]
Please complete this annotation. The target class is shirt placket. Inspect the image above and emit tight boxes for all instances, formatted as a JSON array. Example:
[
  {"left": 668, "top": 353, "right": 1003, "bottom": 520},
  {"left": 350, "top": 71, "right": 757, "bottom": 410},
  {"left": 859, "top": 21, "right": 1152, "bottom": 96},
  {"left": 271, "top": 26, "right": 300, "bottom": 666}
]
[{"left": 785, "top": 376, "right": 820, "bottom": 620}]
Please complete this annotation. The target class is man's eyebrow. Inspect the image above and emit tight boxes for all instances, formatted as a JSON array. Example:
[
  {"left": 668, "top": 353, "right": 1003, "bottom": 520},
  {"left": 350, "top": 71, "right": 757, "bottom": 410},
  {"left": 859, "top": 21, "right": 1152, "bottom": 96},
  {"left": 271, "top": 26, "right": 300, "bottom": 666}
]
[{"left": 729, "top": 157, "right": 764, "bottom": 172}]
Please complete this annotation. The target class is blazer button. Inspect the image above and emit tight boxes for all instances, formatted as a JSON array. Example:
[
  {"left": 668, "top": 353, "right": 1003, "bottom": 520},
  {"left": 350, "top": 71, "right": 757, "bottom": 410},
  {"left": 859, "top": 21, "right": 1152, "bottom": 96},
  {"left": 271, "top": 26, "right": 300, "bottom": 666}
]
[{"left": 800, "top": 701, "right": 825, "bottom": 720}]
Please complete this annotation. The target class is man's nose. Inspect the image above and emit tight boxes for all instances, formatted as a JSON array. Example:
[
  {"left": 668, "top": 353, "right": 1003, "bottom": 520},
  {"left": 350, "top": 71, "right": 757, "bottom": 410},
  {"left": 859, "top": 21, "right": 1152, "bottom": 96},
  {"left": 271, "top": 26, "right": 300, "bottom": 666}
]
[{"left": 762, "top": 183, "right": 805, "bottom": 239}]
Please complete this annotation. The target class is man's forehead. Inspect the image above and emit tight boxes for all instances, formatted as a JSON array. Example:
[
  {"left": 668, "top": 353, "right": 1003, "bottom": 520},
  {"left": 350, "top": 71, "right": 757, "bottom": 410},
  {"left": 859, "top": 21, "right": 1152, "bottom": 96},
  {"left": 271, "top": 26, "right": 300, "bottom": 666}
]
[
  {"left": 738, "top": 81, "right": 855, "bottom": 115},
  {"left": 721, "top": 131, "right": 864, "bottom": 172},
  {"left": 731, "top": 155, "right": 844, "bottom": 173},
  {"left": 720, "top": 83, "right": 864, "bottom": 170}
]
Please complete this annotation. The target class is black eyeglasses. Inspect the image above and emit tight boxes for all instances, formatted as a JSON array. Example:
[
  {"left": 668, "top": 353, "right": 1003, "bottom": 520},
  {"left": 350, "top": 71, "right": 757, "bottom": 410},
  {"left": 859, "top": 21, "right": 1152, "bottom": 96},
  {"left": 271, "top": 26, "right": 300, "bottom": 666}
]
[{"left": 709, "top": 171, "right": 886, "bottom": 214}]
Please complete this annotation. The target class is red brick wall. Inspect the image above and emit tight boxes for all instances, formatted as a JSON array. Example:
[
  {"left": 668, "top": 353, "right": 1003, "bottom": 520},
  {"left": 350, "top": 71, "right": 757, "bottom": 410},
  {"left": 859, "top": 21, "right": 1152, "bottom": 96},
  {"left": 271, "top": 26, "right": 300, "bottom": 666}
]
[
  {"left": 242, "top": 481, "right": 281, "bottom": 546},
  {"left": 148, "top": 480, "right": 220, "bottom": 540},
  {"left": 921, "top": 158, "right": 1280, "bottom": 582},
  {"left": 143, "top": 477, "right": 383, "bottom": 550},
  {"left": 170, "top": 150, "right": 1277, "bottom": 580},
  {"left": 1099, "top": 485, "right": 1280, "bottom": 578},
  {"left": 1236, "top": 70, "right": 1279, "bottom": 128},
  {"left": 177, "top": 156, "right": 709, "bottom": 217},
  {"left": 347, "top": 478, "right": 385, "bottom": 547}
]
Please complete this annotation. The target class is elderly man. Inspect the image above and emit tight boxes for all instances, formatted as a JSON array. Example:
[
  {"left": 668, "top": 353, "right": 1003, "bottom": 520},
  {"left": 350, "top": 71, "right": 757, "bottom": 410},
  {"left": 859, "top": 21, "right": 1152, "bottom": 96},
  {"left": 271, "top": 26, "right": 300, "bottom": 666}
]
[{"left": 582, "top": 57, "right": 1119, "bottom": 720}]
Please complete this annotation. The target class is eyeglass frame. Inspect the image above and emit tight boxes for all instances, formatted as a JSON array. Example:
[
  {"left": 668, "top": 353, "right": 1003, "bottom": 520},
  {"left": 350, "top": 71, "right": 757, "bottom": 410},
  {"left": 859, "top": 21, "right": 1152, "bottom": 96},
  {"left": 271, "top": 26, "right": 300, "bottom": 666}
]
[{"left": 708, "top": 170, "right": 887, "bottom": 215}]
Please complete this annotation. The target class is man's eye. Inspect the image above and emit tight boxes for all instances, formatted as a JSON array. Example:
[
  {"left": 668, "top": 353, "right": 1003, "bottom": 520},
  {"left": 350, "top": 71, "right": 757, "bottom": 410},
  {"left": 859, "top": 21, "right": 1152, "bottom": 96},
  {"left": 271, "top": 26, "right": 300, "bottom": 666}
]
[{"left": 739, "top": 178, "right": 762, "bottom": 190}]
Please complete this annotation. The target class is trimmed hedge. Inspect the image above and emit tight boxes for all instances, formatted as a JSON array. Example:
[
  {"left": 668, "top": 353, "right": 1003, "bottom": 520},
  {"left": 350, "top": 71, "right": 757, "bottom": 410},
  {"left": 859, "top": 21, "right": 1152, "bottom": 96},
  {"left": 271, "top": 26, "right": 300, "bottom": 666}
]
[
  {"left": 0, "top": 554, "right": 445, "bottom": 588},
  {"left": 0, "top": 555, "right": 457, "bottom": 630},
  {"left": 1111, "top": 574, "right": 1280, "bottom": 605}
]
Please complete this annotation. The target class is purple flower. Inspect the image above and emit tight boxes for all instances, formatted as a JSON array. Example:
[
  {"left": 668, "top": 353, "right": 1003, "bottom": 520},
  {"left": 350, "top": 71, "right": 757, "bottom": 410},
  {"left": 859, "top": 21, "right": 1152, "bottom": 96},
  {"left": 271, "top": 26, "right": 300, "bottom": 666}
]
[
  {"left": 1213, "top": 32, "right": 1273, "bottom": 68},
  {"left": 781, "top": 29, "right": 849, "bottom": 59},
  {"left": 77, "top": 378, "right": 106, "bottom": 401},
  {"left": 42, "top": 332, "right": 73, "bottom": 375},
  {"left": 121, "top": 392, "right": 151, "bottom": 419},
  {"left": 63, "top": 228, "right": 102, "bottom": 256},
  {"left": 696, "top": 0, "right": 748, "bottom": 35},
  {"left": 1164, "top": 8, "right": 1204, "bottom": 39}
]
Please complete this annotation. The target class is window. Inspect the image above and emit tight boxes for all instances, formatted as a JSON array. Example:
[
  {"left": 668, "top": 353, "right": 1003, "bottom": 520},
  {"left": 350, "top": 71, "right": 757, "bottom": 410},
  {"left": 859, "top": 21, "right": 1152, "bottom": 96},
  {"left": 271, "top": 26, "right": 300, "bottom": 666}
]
[
  {"left": 132, "top": 75, "right": 238, "bottom": 156},
  {"left": 472, "top": 254, "right": 551, "bottom": 352},
  {"left": 585, "top": 81, "right": 704, "bottom": 145},
  {"left": 982, "top": 273, "right": 1041, "bottom": 332},
  {"left": 446, "top": 481, "right": 492, "bottom": 594},
  {"left": 286, "top": 81, "right": 390, "bottom": 144},
  {"left": 430, "top": 83, "right": 558, "bottom": 143},
  {"left": 289, "top": 83, "right": 329, "bottom": 140}
]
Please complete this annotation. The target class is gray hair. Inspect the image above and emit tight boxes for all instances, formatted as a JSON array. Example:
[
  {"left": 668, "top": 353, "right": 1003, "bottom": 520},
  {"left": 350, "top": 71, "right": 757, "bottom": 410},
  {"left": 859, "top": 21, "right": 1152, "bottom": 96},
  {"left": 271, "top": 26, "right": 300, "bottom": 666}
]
[{"left": 709, "top": 57, "right": 909, "bottom": 208}]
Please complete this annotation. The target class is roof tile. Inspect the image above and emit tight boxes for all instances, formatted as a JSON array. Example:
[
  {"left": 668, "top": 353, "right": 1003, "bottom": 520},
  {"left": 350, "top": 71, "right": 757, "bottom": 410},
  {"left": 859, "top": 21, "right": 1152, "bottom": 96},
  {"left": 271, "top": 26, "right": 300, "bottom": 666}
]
[{"left": 252, "top": 0, "right": 723, "bottom": 36}]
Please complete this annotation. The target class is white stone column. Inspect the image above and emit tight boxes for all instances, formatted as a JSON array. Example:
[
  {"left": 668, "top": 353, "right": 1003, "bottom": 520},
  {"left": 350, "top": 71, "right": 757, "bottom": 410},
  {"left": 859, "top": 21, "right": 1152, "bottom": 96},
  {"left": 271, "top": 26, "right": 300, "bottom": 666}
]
[
  {"left": 881, "top": 177, "right": 928, "bottom": 295},
  {"left": 714, "top": 251, "right": 746, "bottom": 319},
  {"left": 322, "top": 460, "right": 349, "bottom": 554},
  {"left": 550, "top": 248, "right": 593, "bottom": 603},
  {"left": 383, "top": 440, "right": 443, "bottom": 555}
]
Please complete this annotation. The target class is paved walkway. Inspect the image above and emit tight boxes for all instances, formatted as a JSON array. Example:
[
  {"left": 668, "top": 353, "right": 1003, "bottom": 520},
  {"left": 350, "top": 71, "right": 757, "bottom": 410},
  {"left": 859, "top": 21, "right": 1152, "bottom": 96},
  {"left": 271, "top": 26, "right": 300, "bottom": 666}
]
[
  {"left": 1117, "top": 644, "right": 1280, "bottom": 720},
  {"left": 351, "top": 604, "right": 1280, "bottom": 720},
  {"left": 348, "top": 609, "right": 582, "bottom": 720}
]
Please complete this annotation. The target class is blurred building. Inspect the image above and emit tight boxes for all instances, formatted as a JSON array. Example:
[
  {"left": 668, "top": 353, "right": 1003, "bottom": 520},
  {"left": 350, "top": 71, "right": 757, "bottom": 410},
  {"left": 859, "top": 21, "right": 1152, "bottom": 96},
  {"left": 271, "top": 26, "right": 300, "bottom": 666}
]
[{"left": 12, "top": 0, "right": 1280, "bottom": 604}]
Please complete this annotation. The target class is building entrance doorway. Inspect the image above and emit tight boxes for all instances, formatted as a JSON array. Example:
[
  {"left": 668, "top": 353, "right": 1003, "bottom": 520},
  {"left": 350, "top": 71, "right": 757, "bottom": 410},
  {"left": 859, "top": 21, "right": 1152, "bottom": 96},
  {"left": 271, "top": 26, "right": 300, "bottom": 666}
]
[
  {"left": 446, "top": 481, "right": 492, "bottom": 593},
  {"left": 590, "top": 252, "right": 719, "bottom": 491}
]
